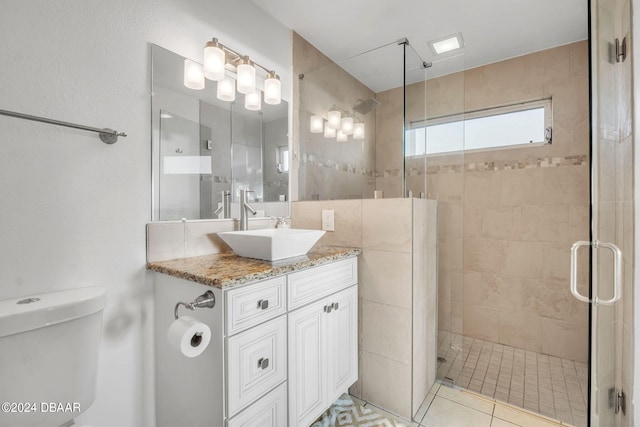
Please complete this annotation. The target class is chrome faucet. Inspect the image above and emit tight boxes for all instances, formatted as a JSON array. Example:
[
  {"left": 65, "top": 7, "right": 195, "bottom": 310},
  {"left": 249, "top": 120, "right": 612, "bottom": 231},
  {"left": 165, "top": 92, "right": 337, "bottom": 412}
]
[
  {"left": 239, "top": 189, "right": 257, "bottom": 230},
  {"left": 214, "top": 190, "right": 231, "bottom": 219}
]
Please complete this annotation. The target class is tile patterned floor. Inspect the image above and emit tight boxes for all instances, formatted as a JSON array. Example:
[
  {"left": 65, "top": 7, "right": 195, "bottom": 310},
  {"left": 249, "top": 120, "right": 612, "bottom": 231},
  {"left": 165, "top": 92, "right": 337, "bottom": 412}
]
[
  {"left": 437, "top": 331, "right": 588, "bottom": 427},
  {"left": 353, "top": 382, "right": 578, "bottom": 427}
]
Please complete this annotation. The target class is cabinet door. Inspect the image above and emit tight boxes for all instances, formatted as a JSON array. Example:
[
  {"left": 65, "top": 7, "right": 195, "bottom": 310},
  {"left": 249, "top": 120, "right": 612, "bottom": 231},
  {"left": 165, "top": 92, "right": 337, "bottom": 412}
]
[
  {"left": 288, "top": 299, "right": 327, "bottom": 427},
  {"left": 327, "top": 286, "right": 358, "bottom": 404}
]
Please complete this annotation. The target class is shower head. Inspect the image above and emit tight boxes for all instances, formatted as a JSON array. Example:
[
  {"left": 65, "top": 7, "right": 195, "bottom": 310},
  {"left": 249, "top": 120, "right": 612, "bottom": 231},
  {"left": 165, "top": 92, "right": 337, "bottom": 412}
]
[{"left": 352, "top": 98, "right": 381, "bottom": 115}]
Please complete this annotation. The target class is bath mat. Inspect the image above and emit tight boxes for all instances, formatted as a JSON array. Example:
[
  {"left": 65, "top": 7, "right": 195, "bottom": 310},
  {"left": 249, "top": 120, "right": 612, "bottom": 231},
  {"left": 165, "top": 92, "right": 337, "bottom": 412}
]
[{"left": 311, "top": 394, "right": 408, "bottom": 427}]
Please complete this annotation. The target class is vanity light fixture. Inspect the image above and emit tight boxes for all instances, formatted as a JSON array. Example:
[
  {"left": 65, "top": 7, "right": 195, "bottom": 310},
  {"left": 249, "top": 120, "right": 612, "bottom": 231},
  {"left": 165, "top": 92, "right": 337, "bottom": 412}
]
[
  {"left": 184, "top": 59, "right": 205, "bottom": 90},
  {"left": 217, "top": 77, "right": 236, "bottom": 102},
  {"left": 310, "top": 115, "right": 323, "bottom": 133},
  {"left": 245, "top": 90, "right": 262, "bottom": 111},
  {"left": 341, "top": 117, "right": 354, "bottom": 135},
  {"left": 236, "top": 56, "right": 256, "bottom": 94},
  {"left": 264, "top": 72, "right": 282, "bottom": 105},
  {"left": 203, "top": 38, "right": 225, "bottom": 81},
  {"left": 324, "top": 123, "right": 336, "bottom": 138},
  {"left": 184, "top": 37, "right": 282, "bottom": 110},
  {"left": 353, "top": 122, "right": 365, "bottom": 140},
  {"left": 327, "top": 110, "right": 342, "bottom": 129},
  {"left": 428, "top": 32, "right": 465, "bottom": 55},
  {"left": 312, "top": 107, "right": 365, "bottom": 141}
]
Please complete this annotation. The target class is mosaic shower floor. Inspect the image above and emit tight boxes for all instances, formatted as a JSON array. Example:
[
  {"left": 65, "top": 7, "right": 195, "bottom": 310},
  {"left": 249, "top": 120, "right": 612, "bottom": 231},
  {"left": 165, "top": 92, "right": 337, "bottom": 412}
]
[{"left": 437, "top": 331, "right": 588, "bottom": 427}]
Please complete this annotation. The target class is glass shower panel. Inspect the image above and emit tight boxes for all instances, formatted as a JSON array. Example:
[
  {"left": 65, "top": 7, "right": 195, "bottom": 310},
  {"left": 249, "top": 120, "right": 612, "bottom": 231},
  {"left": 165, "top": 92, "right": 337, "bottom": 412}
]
[
  {"left": 297, "top": 41, "right": 402, "bottom": 200},
  {"left": 414, "top": 53, "right": 466, "bottom": 387},
  {"left": 590, "top": 0, "right": 633, "bottom": 425},
  {"left": 158, "top": 111, "right": 203, "bottom": 220},
  {"left": 231, "top": 99, "right": 264, "bottom": 202},
  {"left": 200, "top": 100, "right": 231, "bottom": 219},
  {"left": 404, "top": 44, "right": 428, "bottom": 199}
]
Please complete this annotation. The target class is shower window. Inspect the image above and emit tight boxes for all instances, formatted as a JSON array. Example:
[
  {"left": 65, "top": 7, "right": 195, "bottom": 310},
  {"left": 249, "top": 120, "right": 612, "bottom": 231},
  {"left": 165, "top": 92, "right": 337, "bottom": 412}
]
[{"left": 405, "top": 98, "right": 552, "bottom": 156}]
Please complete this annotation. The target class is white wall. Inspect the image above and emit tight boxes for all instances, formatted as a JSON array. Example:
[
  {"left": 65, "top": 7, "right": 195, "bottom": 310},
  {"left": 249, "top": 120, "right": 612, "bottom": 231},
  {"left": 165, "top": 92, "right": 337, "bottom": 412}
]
[{"left": 0, "top": 1, "right": 291, "bottom": 426}]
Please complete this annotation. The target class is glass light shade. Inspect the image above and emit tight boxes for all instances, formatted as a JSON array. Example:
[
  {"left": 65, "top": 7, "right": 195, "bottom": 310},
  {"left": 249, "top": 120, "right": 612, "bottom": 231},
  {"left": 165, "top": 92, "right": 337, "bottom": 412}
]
[
  {"left": 203, "top": 41, "right": 225, "bottom": 81},
  {"left": 324, "top": 124, "right": 336, "bottom": 138},
  {"left": 341, "top": 117, "right": 354, "bottom": 135},
  {"left": 310, "top": 115, "right": 323, "bottom": 133},
  {"left": 237, "top": 61, "right": 256, "bottom": 94},
  {"left": 217, "top": 77, "right": 236, "bottom": 102},
  {"left": 336, "top": 129, "right": 348, "bottom": 142},
  {"left": 353, "top": 123, "right": 365, "bottom": 139},
  {"left": 245, "top": 90, "right": 262, "bottom": 111},
  {"left": 264, "top": 74, "right": 282, "bottom": 105},
  {"left": 183, "top": 59, "right": 205, "bottom": 90},
  {"left": 327, "top": 110, "right": 341, "bottom": 129}
]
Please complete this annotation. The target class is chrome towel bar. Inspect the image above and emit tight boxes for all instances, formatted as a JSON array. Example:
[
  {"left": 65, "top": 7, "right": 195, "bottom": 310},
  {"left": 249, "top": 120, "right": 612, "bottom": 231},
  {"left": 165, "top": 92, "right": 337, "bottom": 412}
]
[{"left": 0, "top": 108, "right": 127, "bottom": 144}]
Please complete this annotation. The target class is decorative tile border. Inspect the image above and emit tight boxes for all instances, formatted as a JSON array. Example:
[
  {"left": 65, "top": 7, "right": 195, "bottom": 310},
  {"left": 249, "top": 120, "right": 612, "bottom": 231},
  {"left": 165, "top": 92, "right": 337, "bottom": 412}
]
[
  {"left": 300, "top": 152, "right": 375, "bottom": 177},
  {"left": 201, "top": 175, "right": 231, "bottom": 183},
  {"left": 302, "top": 153, "right": 588, "bottom": 179},
  {"left": 404, "top": 155, "right": 588, "bottom": 176}
]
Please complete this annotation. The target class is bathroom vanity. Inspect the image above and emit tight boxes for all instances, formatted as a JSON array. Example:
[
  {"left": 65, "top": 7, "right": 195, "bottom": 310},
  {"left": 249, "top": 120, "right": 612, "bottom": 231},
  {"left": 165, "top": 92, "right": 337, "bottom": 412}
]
[{"left": 149, "top": 246, "right": 359, "bottom": 427}]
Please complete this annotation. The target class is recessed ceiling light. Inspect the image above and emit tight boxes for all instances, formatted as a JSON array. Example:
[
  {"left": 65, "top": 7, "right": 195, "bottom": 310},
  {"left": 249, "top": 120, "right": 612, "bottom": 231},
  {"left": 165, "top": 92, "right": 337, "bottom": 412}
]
[{"left": 428, "top": 33, "right": 464, "bottom": 55}]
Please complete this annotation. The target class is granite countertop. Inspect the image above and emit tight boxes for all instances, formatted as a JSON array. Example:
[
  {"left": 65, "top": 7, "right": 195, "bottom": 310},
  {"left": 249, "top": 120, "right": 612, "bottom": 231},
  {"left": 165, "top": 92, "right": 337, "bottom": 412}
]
[{"left": 147, "top": 246, "right": 361, "bottom": 289}]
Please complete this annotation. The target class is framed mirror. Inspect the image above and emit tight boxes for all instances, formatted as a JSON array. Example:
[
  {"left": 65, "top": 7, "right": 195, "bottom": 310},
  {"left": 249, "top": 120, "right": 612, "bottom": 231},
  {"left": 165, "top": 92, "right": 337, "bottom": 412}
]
[{"left": 151, "top": 44, "right": 290, "bottom": 221}]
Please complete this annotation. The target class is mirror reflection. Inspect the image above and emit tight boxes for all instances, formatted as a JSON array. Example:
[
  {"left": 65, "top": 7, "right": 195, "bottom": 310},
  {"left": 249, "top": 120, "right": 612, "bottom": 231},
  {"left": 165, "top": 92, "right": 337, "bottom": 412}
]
[{"left": 152, "top": 44, "right": 289, "bottom": 221}]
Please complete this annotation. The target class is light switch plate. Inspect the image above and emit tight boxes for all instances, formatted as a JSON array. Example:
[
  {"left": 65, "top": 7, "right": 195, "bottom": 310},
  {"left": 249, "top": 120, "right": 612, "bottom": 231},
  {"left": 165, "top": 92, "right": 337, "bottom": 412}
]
[{"left": 322, "top": 209, "right": 335, "bottom": 232}]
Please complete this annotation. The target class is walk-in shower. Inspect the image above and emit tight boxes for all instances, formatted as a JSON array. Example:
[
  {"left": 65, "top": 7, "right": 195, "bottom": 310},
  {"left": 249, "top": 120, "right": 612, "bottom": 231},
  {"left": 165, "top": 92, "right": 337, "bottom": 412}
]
[{"left": 294, "top": 1, "right": 634, "bottom": 421}]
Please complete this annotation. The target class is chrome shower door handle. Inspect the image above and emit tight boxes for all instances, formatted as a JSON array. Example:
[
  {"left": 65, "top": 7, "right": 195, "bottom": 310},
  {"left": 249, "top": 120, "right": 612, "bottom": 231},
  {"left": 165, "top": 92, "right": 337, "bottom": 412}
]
[
  {"left": 570, "top": 241, "right": 591, "bottom": 303},
  {"left": 595, "top": 241, "right": 622, "bottom": 305},
  {"left": 570, "top": 240, "right": 623, "bottom": 306}
]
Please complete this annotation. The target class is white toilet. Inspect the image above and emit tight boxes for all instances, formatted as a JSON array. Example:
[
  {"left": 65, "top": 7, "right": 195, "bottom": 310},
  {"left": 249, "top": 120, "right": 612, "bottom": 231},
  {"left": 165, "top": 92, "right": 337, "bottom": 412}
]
[{"left": 0, "top": 286, "right": 106, "bottom": 427}]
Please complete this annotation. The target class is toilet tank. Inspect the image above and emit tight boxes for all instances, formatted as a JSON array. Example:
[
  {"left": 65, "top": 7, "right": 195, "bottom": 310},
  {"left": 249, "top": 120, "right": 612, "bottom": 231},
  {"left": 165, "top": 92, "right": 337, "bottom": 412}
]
[{"left": 0, "top": 286, "right": 106, "bottom": 427}]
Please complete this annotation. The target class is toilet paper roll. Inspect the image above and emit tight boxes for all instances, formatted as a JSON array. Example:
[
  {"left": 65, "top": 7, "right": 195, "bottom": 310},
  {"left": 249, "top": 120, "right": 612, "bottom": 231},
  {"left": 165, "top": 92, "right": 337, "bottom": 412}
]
[{"left": 167, "top": 315, "right": 211, "bottom": 358}]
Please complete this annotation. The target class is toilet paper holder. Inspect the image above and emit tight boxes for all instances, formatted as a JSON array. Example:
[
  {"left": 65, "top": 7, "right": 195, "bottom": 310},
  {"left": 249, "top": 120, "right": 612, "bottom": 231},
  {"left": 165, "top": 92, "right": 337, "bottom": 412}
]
[{"left": 174, "top": 290, "right": 216, "bottom": 319}]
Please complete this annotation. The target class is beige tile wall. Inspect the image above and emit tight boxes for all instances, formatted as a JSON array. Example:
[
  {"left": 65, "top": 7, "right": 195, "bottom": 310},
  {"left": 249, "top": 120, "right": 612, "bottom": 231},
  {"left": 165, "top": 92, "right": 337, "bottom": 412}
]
[
  {"left": 292, "top": 198, "right": 437, "bottom": 419},
  {"left": 412, "top": 200, "right": 438, "bottom": 413},
  {"left": 376, "top": 41, "right": 591, "bottom": 363}
]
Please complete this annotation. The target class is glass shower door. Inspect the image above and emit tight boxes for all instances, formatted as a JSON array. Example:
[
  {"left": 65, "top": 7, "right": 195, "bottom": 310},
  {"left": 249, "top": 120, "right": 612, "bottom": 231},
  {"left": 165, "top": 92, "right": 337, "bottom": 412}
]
[{"left": 585, "top": 0, "right": 633, "bottom": 425}]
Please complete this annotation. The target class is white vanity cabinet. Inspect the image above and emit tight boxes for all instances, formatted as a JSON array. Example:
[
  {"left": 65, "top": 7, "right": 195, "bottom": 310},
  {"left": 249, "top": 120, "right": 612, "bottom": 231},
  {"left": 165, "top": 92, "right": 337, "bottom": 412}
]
[
  {"left": 288, "top": 258, "right": 358, "bottom": 427},
  {"left": 154, "top": 255, "right": 358, "bottom": 427}
]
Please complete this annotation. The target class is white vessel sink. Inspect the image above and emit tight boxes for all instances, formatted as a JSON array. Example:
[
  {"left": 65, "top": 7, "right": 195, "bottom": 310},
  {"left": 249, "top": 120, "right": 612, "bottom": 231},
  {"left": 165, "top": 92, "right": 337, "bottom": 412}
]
[{"left": 218, "top": 228, "right": 326, "bottom": 261}]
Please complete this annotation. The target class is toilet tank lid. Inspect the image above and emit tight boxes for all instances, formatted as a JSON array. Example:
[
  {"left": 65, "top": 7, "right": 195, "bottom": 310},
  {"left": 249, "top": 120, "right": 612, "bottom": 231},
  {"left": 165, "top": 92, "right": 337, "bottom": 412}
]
[{"left": 0, "top": 286, "right": 106, "bottom": 338}]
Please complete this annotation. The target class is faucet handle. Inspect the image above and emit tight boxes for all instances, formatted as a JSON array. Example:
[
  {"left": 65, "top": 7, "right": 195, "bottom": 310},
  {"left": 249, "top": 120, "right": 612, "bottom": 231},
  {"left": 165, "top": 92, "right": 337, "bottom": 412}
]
[{"left": 272, "top": 216, "right": 289, "bottom": 228}]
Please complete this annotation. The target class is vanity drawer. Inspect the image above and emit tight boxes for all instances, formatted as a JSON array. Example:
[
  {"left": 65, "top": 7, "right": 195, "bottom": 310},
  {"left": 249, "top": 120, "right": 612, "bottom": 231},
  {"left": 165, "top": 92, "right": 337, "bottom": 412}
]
[
  {"left": 227, "top": 382, "right": 287, "bottom": 427},
  {"left": 225, "top": 276, "right": 287, "bottom": 336},
  {"left": 288, "top": 257, "right": 357, "bottom": 310},
  {"left": 227, "top": 316, "right": 287, "bottom": 417}
]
